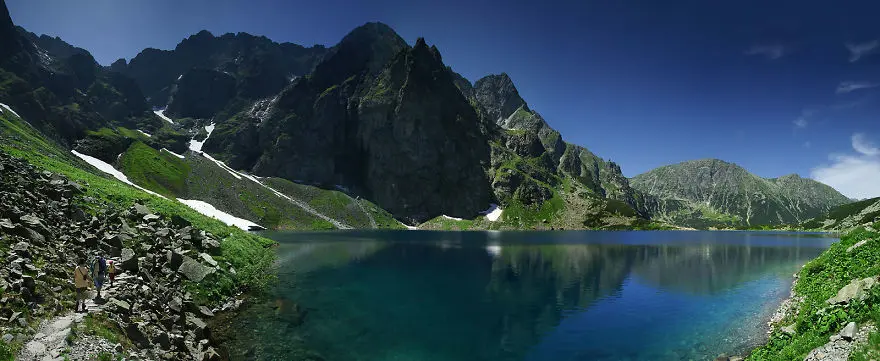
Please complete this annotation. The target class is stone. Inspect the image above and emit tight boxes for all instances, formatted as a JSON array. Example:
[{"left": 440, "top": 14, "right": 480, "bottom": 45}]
[
  {"left": 108, "top": 298, "right": 131, "bottom": 313},
  {"left": 133, "top": 203, "right": 151, "bottom": 217},
  {"left": 0, "top": 218, "right": 15, "bottom": 229},
  {"left": 781, "top": 324, "right": 796, "bottom": 335},
  {"left": 118, "top": 248, "right": 137, "bottom": 271},
  {"left": 1, "top": 334, "right": 12, "bottom": 343},
  {"left": 199, "top": 253, "right": 218, "bottom": 267},
  {"left": 828, "top": 277, "right": 878, "bottom": 304},
  {"left": 105, "top": 233, "right": 129, "bottom": 250},
  {"left": 729, "top": 357, "right": 743, "bottom": 361},
  {"left": 203, "top": 347, "right": 221, "bottom": 361},
  {"left": 25, "top": 340, "right": 46, "bottom": 355},
  {"left": 185, "top": 314, "right": 208, "bottom": 339},
  {"left": 125, "top": 322, "right": 150, "bottom": 348},
  {"left": 155, "top": 331, "right": 172, "bottom": 350},
  {"left": 143, "top": 214, "right": 161, "bottom": 222},
  {"left": 169, "top": 297, "right": 183, "bottom": 312},
  {"left": 198, "top": 306, "right": 214, "bottom": 317},
  {"left": 201, "top": 238, "right": 221, "bottom": 255},
  {"left": 847, "top": 239, "right": 870, "bottom": 253},
  {"left": 178, "top": 255, "right": 214, "bottom": 282},
  {"left": 840, "top": 321, "right": 857, "bottom": 341}
]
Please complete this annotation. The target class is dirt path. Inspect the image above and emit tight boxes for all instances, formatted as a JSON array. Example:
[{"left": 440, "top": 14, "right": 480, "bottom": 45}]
[{"left": 18, "top": 274, "right": 133, "bottom": 361}]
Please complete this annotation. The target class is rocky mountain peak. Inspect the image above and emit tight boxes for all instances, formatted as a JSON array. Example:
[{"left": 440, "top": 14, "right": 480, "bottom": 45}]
[
  {"left": 474, "top": 73, "right": 528, "bottom": 125},
  {"left": 0, "top": 0, "right": 22, "bottom": 60}
]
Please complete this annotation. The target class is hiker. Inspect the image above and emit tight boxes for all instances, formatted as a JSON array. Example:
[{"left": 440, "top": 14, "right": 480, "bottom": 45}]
[
  {"left": 73, "top": 257, "right": 91, "bottom": 313},
  {"left": 90, "top": 254, "right": 107, "bottom": 299},
  {"left": 107, "top": 259, "right": 116, "bottom": 287}
]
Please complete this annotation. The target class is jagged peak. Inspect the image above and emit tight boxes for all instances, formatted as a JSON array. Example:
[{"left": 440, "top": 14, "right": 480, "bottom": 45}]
[{"left": 340, "top": 22, "right": 405, "bottom": 48}]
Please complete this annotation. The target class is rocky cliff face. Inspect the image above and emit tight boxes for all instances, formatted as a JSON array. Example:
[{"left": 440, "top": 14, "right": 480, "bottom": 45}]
[
  {"left": 631, "top": 159, "right": 851, "bottom": 225},
  {"left": 0, "top": 5, "right": 154, "bottom": 147},
  {"left": 204, "top": 26, "right": 491, "bottom": 222},
  {"left": 117, "top": 30, "right": 328, "bottom": 109}
]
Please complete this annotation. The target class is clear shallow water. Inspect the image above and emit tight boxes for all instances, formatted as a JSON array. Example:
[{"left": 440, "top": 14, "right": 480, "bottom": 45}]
[{"left": 222, "top": 230, "right": 835, "bottom": 361}]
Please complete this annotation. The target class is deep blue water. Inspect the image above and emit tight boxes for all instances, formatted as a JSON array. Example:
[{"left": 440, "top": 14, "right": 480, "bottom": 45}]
[{"left": 223, "top": 230, "right": 835, "bottom": 361}]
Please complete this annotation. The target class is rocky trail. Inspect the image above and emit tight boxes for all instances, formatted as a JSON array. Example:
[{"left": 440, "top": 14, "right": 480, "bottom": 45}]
[
  {"left": 19, "top": 274, "right": 134, "bottom": 360},
  {"left": 0, "top": 150, "right": 246, "bottom": 360}
]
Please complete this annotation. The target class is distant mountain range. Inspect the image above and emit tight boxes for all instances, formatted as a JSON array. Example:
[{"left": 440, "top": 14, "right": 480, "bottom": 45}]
[{"left": 0, "top": 0, "right": 852, "bottom": 230}]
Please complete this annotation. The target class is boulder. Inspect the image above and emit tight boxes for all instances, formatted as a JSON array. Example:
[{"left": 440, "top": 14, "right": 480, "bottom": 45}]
[
  {"left": 827, "top": 277, "right": 878, "bottom": 305},
  {"left": 118, "top": 248, "right": 137, "bottom": 271},
  {"left": 124, "top": 322, "right": 151, "bottom": 348},
  {"left": 840, "top": 321, "right": 857, "bottom": 341},
  {"left": 133, "top": 203, "right": 151, "bottom": 217},
  {"left": 199, "top": 253, "right": 218, "bottom": 267},
  {"left": 178, "top": 256, "right": 214, "bottom": 282},
  {"left": 143, "top": 214, "right": 161, "bottom": 222}
]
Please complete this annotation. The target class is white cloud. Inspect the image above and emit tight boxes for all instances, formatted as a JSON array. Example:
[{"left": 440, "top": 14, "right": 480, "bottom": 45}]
[
  {"left": 745, "top": 44, "right": 785, "bottom": 60},
  {"left": 793, "top": 117, "right": 808, "bottom": 128},
  {"left": 846, "top": 40, "right": 879, "bottom": 62},
  {"left": 853, "top": 133, "right": 880, "bottom": 156},
  {"left": 811, "top": 133, "right": 880, "bottom": 199},
  {"left": 836, "top": 81, "right": 878, "bottom": 94}
]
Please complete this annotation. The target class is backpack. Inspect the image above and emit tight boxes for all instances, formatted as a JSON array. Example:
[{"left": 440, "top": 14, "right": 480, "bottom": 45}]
[{"left": 98, "top": 257, "right": 107, "bottom": 274}]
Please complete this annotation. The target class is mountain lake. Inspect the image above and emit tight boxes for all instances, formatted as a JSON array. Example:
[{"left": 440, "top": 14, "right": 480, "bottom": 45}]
[{"left": 215, "top": 230, "right": 836, "bottom": 361}]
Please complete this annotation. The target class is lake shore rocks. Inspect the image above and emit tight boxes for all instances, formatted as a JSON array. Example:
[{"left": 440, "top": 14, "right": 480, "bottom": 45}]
[{"left": 0, "top": 150, "right": 239, "bottom": 360}]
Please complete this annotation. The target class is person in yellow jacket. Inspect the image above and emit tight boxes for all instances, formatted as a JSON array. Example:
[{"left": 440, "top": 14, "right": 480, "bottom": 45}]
[{"left": 73, "top": 257, "right": 91, "bottom": 313}]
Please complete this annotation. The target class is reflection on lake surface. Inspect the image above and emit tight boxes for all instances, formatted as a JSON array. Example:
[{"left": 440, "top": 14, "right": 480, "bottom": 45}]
[{"left": 221, "top": 231, "right": 834, "bottom": 361}]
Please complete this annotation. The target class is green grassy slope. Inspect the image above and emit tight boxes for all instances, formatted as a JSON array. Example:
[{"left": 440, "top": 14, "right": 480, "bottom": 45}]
[
  {"left": 119, "top": 141, "right": 190, "bottom": 198},
  {"left": 0, "top": 107, "right": 274, "bottom": 305},
  {"left": 747, "top": 223, "right": 880, "bottom": 360}
]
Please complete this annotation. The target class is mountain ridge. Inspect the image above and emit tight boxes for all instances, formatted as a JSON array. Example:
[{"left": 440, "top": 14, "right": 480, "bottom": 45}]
[{"left": 0, "top": 0, "right": 853, "bottom": 230}]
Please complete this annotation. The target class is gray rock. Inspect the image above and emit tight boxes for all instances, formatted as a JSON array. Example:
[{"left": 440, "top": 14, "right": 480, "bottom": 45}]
[
  {"left": 143, "top": 214, "right": 161, "bottom": 222},
  {"left": 125, "top": 322, "right": 150, "bottom": 348},
  {"left": 178, "top": 256, "right": 214, "bottom": 282},
  {"left": 0, "top": 218, "right": 15, "bottom": 229},
  {"left": 1, "top": 334, "right": 12, "bottom": 343},
  {"left": 828, "top": 277, "right": 878, "bottom": 304},
  {"left": 108, "top": 298, "right": 131, "bottom": 313},
  {"left": 840, "top": 322, "right": 857, "bottom": 341},
  {"left": 847, "top": 239, "right": 870, "bottom": 253},
  {"left": 133, "top": 203, "right": 151, "bottom": 217},
  {"left": 781, "top": 324, "right": 796, "bottom": 335},
  {"left": 199, "top": 253, "right": 218, "bottom": 267},
  {"left": 198, "top": 306, "right": 214, "bottom": 317}
]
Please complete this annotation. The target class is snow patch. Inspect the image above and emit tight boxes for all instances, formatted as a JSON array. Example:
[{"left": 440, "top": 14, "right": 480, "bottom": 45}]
[
  {"left": 70, "top": 150, "right": 165, "bottom": 199},
  {"left": 177, "top": 74, "right": 183, "bottom": 81},
  {"left": 0, "top": 103, "right": 21, "bottom": 119},
  {"left": 176, "top": 198, "right": 262, "bottom": 231},
  {"left": 137, "top": 129, "right": 152, "bottom": 138},
  {"left": 201, "top": 152, "right": 242, "bottom": 180},
  {"left": 188, "top": 123, "right": 215, "bottom": 152},
  {"left": 161, "top": 148, "right": 185, "bottom": 159},
  {"left": 442, "top": 215, "right": 464, "bottom": 221},
  {"left": 480, "top": 204, "right": 504, "bottom": 222},
  {"left": 153, "top": 109, "right": 174, "bottom": 124}
]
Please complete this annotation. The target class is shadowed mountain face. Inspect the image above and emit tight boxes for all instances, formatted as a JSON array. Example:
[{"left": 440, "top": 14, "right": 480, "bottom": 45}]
[
  {"left": 219, "top": 231, "right": 829, "bottom": 361},
  {"left": 115, "top": 30, "right": 328, "bottom": 111},
  {"left": 0, "top": 0, "right": 154, "bottom": 146}
]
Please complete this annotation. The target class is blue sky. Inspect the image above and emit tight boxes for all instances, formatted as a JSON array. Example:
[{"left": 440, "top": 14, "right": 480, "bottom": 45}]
[{"left": 7, "top": 0, "right": 880, "bottom": 198}]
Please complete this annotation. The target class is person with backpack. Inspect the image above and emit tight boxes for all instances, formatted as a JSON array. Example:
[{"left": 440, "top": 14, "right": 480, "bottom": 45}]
[
  {"left": 107, "top": 259, "right": 116, "bottom": 287},
  {"left": 90, "top": 254, "right": 107, "bottom": 300},
  {"left": 73, "top": 257, "right": 91, "bottom": 313}
]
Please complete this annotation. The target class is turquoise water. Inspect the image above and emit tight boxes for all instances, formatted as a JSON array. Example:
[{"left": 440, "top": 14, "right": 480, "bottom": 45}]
[{"left": 222, "top": 230, "right": 834, "bottom": 361}]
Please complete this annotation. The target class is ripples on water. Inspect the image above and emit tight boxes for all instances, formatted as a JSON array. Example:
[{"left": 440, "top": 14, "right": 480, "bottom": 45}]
[{"left": 220, "top": 230, "right": 835, "bottom": 361}]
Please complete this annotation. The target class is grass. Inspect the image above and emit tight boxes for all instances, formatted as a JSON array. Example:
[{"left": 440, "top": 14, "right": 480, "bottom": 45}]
[
  {"left": 0, "top": 339, "right": 15, "bottom": 361},
  {"left": 0, "top": 109, "right": 275, "bottom": 306},
  {"left": 746, "top": 223, "right": 880, "bottom": 360},
  {"left": 119, "top": 141, "right": 190, "bottom": 198},
  {"left": 79, "top": 314, "right": 130, "bottom": 348}
]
